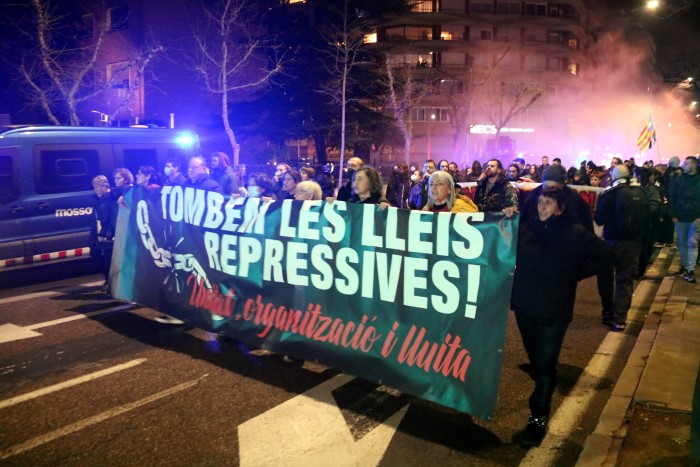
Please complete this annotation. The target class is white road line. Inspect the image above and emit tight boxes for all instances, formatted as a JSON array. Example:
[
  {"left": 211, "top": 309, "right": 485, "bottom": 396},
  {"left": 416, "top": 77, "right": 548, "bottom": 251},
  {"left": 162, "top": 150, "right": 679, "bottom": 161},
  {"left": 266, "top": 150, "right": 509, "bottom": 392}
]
[
  {"left": 520, "top": 266, "right": 665, "bottom": 466},
  {"left": 0, "top": 374, "right": 209, "bottom": 461},
  {"left": 239, "top": 374, "right": 408, "bottom": 467},
  {"left": 0, "top": 359, "right": 147, "bottom": 410},
  {"left": 25, "top": 303, "right": 138, "bottom": 330},
  {"left": 0, "top": 281, "right": 103, "bottom": 306}
]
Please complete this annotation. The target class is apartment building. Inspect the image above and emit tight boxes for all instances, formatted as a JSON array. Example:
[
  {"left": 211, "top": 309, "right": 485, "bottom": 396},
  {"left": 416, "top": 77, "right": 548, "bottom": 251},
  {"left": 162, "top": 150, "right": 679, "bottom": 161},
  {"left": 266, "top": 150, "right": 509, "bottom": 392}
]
[{"left": 366, "top": 0, "right": 596, "bottom": 165}]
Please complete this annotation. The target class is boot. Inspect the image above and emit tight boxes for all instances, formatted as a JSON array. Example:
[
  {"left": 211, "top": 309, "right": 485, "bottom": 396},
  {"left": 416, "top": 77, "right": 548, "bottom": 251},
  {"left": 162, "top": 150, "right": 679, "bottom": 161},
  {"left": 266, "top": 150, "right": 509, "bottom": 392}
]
[{"left": 519, "top": 414, "right": 548, "bottom": 448}]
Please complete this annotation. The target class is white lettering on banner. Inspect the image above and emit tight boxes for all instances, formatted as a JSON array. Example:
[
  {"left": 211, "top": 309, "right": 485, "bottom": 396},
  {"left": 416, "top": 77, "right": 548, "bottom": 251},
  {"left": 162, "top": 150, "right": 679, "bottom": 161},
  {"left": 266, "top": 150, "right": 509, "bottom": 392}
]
[{"left": 153, "top": 189, "right": 496, "bottom": 319}]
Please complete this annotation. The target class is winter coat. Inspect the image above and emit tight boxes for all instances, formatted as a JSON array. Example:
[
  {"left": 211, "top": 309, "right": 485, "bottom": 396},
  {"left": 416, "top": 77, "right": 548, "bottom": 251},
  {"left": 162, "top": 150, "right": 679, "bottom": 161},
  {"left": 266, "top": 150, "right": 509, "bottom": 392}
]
[
  {"left": 594, "top": 179, "right": 650, "bottom": 241},
  {"left": 386, "top": 173, "right": 412, "bottom": 209},
  {"left": 408, "top": 180, "right": 428, "bottom": 210},
  {"left": 668, "top": 172, "right": 700, "bottom": 222},
  {"left": 511, "top": 214, "right": 613, "bottom": 322},
  {"left": 473, "top": 173, "right": 518, "bottom": 212},
  {"left": 183, "top": 175, "right": 223, "bottom": 194},
  {"left": 91, "top": 191, "right": 118, "bottom": 248}
]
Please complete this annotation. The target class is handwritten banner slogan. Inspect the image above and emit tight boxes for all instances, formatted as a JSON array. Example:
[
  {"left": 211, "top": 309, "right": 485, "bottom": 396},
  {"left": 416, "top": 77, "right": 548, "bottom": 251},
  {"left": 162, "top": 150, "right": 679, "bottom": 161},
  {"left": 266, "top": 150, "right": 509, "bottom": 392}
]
[{"left": 111, "top": 186, "right": 518, "bottom": 418}]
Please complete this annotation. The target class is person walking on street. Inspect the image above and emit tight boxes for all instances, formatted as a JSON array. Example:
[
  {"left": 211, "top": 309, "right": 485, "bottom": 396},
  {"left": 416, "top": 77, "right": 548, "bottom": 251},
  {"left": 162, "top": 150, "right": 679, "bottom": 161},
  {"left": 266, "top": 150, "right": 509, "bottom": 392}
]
[
  {"left": 668, "top": 156, "right": 700, "bottom": 283},
  {"left": 512, "top": 188, "right": 613, "bottom": 447},
  {"left": 594, "top": 165, "right": 650, "bottom": 331},
  {"left": 473, "top": 159, "right": 518, "bottom": 215}
]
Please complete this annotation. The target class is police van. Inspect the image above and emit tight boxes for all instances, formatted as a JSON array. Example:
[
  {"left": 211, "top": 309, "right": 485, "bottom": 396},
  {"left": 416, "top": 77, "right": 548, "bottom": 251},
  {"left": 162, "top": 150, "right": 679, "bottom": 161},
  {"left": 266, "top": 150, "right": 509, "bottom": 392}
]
[{"left": 0, "top": 126, "right": 200, "bottom": 267}]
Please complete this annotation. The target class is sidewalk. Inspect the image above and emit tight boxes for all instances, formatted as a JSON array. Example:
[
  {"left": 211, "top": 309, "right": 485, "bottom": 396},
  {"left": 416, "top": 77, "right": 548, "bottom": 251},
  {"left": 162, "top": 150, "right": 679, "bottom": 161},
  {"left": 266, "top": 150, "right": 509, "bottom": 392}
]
[{"left": 577, "top": 247, "right": 700, "bottom": 466}]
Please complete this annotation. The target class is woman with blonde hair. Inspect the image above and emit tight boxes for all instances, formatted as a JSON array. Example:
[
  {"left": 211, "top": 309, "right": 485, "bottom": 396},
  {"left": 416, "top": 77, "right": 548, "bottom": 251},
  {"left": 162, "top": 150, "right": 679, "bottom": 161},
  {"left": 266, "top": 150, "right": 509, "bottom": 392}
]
[
  {"left": 422, "top": 171, "right": 478, "bottom": 213},
  {"left": 294, "top": 180, "right": 323, "bottom": 201}
]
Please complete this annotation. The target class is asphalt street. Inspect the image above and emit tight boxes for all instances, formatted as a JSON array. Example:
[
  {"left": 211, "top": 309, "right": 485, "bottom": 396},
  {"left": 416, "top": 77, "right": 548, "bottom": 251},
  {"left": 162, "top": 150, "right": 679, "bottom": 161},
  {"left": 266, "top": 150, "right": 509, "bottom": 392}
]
[{"left": 0, "top": 259, "right": 636, "bottom": 466}]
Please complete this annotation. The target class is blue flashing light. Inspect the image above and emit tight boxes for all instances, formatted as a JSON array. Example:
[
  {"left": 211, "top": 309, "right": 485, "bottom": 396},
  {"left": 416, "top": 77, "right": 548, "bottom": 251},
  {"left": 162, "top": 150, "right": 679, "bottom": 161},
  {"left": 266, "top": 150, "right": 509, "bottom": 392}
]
[{"left": 174, "top": 133, "right": 195, "bottom": 147}]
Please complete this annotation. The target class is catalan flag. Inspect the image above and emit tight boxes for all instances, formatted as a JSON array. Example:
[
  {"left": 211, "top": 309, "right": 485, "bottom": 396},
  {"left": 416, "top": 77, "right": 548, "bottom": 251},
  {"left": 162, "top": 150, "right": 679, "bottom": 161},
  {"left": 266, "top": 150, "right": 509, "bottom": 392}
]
[{"left": 636, "top": 114, "right": 656, "bottom": 152}]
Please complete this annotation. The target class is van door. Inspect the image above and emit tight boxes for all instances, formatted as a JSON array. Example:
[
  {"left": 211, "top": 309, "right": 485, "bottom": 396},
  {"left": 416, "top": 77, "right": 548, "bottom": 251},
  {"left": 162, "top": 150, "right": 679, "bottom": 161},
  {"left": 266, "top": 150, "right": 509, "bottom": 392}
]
[
  {"left": 23, "top": 144, "right": 109, "bottom": 257},
  {"left": 0, "top": 147, "right": 24, "bottom": 261}
]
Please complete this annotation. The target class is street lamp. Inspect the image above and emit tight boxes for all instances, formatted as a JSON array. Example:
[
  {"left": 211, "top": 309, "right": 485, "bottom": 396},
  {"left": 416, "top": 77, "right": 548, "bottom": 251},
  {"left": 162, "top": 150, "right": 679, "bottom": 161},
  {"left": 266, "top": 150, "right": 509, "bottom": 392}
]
[{"left": 645, "top": 0, "right": 660, "bottom": 10}]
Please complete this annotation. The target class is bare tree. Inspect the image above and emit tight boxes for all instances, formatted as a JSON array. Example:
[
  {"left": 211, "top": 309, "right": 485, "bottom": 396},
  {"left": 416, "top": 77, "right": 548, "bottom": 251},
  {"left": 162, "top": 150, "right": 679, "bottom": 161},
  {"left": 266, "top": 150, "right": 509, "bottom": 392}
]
[
  {"left": 8, "top": 0, "right": 162, "bottom": 126},
  {"left": 189, "top": 0, "right": 284, "bottom": 166},
  {"left": 317, "top": 0, "right": 372, "bottom": 189},
  {"left": 381, "top": 57, "right": 436, "bottom": 163}
]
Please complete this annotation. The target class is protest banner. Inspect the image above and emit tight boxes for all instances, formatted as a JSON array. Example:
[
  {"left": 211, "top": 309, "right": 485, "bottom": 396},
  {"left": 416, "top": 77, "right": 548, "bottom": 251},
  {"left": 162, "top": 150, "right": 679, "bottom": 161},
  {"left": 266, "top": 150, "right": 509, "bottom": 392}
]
[{"left": 111, "top": 186, "right": 518, "bottom": 419}]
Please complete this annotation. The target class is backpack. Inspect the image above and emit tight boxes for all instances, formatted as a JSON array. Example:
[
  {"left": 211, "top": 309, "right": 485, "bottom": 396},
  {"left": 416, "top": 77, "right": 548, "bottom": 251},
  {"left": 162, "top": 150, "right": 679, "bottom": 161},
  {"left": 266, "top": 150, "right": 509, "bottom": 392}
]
[{"left": 613, "top": 185, "right": 648, "bottom": 240}]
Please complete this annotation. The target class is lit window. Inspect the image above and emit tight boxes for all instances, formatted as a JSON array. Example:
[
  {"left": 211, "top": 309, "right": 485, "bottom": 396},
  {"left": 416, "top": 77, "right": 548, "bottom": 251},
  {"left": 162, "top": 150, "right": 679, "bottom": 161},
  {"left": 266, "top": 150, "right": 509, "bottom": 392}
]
[
  {"left": 364, "top": 33, "right": 377, "bottom": 43},
  {"left": 412, "top": 1, "right": 434, "bottom": 12},
  {"left": 568, "top": 62, "right": 578, "bottom": 75},
  {"left": 287, "top": 0, "right": 306, "bottom": 3},
  {"left": 441, "top": 31, "right": 452, "bottom": 40}
]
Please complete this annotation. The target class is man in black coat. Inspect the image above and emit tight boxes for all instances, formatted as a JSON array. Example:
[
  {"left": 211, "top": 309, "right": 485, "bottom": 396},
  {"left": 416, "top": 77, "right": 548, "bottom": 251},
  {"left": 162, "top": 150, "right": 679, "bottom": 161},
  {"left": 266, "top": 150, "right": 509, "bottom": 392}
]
[
  {"left": 184, "top": 156, "right": 223, "bottom": 194},
  {"left": 594, "top": 165, "right": 650, "bottom": 331}
]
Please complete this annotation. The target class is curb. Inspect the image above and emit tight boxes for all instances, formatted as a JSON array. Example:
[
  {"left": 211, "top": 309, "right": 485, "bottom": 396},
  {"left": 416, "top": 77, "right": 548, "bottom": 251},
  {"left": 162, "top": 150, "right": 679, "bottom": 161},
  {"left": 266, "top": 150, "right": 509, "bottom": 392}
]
[{"left": 577, "top": 247, "right": 698, "bottom": 466}]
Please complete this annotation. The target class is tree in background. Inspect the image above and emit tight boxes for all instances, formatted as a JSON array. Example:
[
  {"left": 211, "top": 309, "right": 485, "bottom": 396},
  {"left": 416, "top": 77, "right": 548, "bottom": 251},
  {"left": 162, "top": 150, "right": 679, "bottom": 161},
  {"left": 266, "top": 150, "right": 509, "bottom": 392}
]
[
  {"left": 1, "top": 0, "right": 161, "bottom": 126},
  {"left": 187, "top": 0, "right": 285, "bottom": 166}
]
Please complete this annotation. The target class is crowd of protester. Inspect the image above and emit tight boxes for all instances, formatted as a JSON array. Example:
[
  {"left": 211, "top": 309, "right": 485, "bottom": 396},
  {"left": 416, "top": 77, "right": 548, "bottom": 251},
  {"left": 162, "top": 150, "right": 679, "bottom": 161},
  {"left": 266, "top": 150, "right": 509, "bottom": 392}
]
[{"left": 91, "top": 149, "right": 699, "bottom": 449}]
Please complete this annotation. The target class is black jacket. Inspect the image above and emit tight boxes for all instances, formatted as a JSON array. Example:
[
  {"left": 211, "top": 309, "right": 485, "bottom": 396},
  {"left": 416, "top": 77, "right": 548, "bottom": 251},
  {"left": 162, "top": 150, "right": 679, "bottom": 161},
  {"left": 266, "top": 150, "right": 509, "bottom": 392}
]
[
  {"left": 348, "top": 192, "right": 390, "bottom": 205},
  {"left": 183, "top": 175, "right": 223, "bottom": 194},
  {"left": 511, "top": 215, "right": 613, "bottom": 322},
  {"left": 520, "top": 185, "right": 594, "bottom": 231},
  {"left": 668, "top": 172, "right": 700, "bottom": 222},
  {"left": 594, "top": 180, "right": 649, "bottom": 241},
  {"left": 473, "top": 173, "right": 518, "bottom": 212}
]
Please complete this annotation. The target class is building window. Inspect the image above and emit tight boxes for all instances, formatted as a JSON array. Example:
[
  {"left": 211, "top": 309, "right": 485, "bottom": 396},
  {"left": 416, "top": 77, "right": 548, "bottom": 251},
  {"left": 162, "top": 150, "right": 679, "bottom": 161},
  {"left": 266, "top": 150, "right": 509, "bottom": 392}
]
[
  {"left": 525, "top": 3, "right": 547, "bottom": 16},
  {"left": 568, "top": 61, "right": 578, "bottom": 75},
  {"left": 568, "top": 38, "right": 579, "bottom": 49},
  {"left": 386, "top": 26, "right": 433, "bottom": 41},
  {"left": 470, "top": 1, "right": 493, "bottom": 14},
  {"left": 412, "top": 1, "right": 435, "bottom": 12},
  {"left": 363, "top": 32, "right": 377, "bottom": 43},
  {"left": 441, "top": 79, "right": 464, "bottom": 94},
  {"left": 108, "top": 62, "right": 131, "bottom": 98},
  {"left": 524, "top": 55, "right": 547, "bottom": 71},
  {"left": 108, "top": 5, "right": 128, "bottom": 31},
  {"left": 547, "top": 57, "right": 567, "bottom": 71},
  {"left": 496, "top": 1, "right": 522, "bottom": 15},
  {"left": 387, "top": 53, "right": 432, "bottom": 68},
  {"left": 440, "top": 52, "right": 465, "bottom": 67},
  {"left": 414, "top": 108, "right": 450, "bottom": 122}
]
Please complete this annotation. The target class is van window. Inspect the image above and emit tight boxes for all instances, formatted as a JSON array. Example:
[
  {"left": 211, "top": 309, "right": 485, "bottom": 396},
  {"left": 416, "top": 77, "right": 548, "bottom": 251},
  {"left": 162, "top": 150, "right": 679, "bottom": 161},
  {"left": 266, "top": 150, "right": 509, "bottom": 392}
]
[
  {"left": 36, "top": 149, "right": 100, "bottom": 194},
  {"left": 0, "top": 150, "right": 20, "bottom": 205},
  {"left": 124, "top": 148, "right": 158, "bottom": 175}
]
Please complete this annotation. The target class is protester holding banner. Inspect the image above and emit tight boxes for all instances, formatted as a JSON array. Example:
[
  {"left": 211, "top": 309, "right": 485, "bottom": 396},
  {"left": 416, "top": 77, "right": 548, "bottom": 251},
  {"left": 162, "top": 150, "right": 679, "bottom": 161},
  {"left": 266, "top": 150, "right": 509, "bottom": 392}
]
[
  {"left": 135, "top": 165, "right": 161, "bottom": 190},
  {"left": 511, "top": 188, "right": 613, "bottom": 448},
  {"left": 280, "top": 170, "right": 301, "bottom": 200},
  {"left": 293, "top": 180, "right": 322, "bottom": 201},
  {"left": 407, "top": 169, "right": 424, "bottom": 210},
  {"left": 247, "top": 173, "right": 278, "bottom": 200},
  {"left": 422, "top": 171, "right": 478, "bottom": 213},
  {"left": 184, "top": 156, "right": 222, "bottom": 194},
  {"left": 91, "top": 175, "right": 118, "bottom": 292},
  {"left": 348, "top": 167, "right": 390, "bottom": 205}
]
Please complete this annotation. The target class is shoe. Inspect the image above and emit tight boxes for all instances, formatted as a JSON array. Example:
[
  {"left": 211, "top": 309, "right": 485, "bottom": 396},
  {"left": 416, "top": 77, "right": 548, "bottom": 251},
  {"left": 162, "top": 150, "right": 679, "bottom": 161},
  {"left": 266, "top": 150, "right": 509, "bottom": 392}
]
[
  {"left": 610, "top": 323, "right": 626, "bottom": 332},
  {"left": 519, "top": 414, "right": 548, "bottom": 448},
  {"left": 674, "top": 268, "right": 688, "bottom": 276},
  {"left": 684, "top": 271, "right": 697, "bottom": 283},
  {"left": 154, "top": 314, "right": 185, "bottom": 325},
  {"left": 282, "top": 355, "right": 303, "bottom": 364},
  {"left": 653, "top": 242, "right": 664, "bottom": 248}
]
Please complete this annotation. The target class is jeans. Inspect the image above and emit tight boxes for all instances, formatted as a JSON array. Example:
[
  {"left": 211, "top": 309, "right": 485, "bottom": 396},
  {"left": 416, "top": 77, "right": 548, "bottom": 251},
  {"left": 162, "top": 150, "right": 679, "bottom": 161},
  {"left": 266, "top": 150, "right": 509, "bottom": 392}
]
[{"left": 675, "top": 220, "right": 700, "bottom": 271}]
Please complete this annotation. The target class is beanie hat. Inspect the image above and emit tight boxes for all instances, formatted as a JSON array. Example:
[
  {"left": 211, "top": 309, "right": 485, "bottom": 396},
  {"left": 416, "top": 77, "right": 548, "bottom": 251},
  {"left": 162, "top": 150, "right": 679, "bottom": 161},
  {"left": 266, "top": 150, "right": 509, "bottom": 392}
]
[
  {"left": 541, "top": 164, "right": 566, "bottom": 184},
  {"left": 612, "top": 165, "right": 630, "bottom": 181}
]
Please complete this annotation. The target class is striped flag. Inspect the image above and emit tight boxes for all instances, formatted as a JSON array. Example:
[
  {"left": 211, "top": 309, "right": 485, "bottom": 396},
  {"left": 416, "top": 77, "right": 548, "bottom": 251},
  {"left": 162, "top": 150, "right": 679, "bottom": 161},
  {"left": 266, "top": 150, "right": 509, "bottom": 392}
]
[{"left": 636, "top": 114, "right": 656, "bottom": 152}]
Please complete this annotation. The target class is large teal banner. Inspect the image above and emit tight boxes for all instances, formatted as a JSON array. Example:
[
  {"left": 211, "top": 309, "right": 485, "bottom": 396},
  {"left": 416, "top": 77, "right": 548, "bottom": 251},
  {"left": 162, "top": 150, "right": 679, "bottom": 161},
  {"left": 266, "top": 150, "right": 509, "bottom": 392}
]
[{"left": 112, "top": 186, "right": 518, "bottom": 418}]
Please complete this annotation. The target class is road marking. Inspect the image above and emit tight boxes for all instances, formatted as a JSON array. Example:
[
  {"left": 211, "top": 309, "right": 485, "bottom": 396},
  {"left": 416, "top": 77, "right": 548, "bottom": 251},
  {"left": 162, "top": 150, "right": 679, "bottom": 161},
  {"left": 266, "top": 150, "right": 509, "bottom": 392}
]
[
  {"left": 239, "top": 374, "right": 409, "bottom": 467},
  {"left": 25, "top": 303, "right": 138, "bottom": 330},
  {"left": 0, "top": 374, "right": 209, "bottom": 461},
  {"left": 0, "top": 324, "right": 42, "bottom": 344},
  {"left": 520, "top": 274, "right": 662, "bottom": 466},
  {"left": 0, "top": 359, "right": 147, "bottom": 410},
  {"left": 0, "top": 303, "right": 141, "bottom": 344},
  {"left": 0, "top": 281, "right": 103, "bottom": 306}
]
